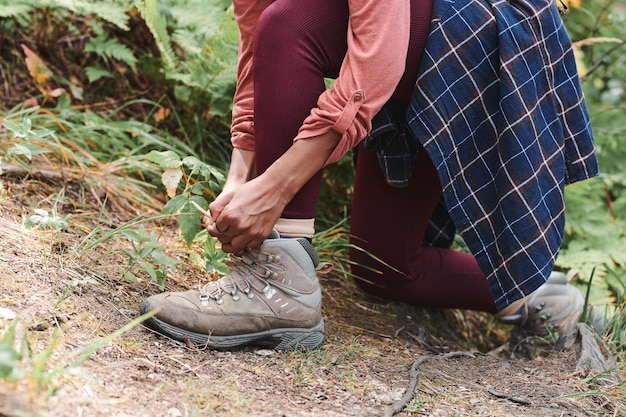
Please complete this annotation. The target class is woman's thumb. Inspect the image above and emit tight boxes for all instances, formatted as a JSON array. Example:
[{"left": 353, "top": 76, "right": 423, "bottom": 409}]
[{"left": 208, "top": 192, "right": 231, "bottom": 221}]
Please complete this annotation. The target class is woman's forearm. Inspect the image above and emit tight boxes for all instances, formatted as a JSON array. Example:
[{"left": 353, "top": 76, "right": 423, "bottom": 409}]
[
  {"left": 265, "top": 130, "right": 341, "bottom": 202},
  {"left": 224, "top": 148, "right": 256, "bottom": 189}
]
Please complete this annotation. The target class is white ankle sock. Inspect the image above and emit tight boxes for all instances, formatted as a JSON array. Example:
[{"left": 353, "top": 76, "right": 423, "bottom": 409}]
[{"left": 274, "top": 218, "right": 315, "bottom": 239}]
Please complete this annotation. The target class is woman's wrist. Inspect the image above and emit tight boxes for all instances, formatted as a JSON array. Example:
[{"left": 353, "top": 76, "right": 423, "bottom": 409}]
[
  {"left": 262, "top": 164, "right": 294, "bottom": 205},
  {"left": 224, "top": 147, "right": 256, "bottom": 186}
]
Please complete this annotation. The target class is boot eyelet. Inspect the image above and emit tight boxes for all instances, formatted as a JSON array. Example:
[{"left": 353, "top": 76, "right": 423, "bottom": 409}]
[{"left": 199, "top": 294, "right": 210, "bottom": 306}]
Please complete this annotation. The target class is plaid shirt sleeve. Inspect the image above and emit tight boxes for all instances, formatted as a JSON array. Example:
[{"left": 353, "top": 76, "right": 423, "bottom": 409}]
[{"left": 406, "top": 0, "right": 599, "bottom": 310}]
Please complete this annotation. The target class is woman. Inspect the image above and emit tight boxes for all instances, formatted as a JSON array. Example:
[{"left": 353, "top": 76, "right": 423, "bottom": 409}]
[{"left": 140, "top": 0, "right": 600, "bottom": 350}]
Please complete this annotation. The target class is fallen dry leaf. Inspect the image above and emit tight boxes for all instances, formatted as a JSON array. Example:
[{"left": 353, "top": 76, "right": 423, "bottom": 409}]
[{"left": 21, "top": 44, "right": 51, "bottom": 87}]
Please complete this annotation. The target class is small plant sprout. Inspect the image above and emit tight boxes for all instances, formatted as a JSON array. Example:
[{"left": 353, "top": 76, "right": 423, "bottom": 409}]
[
  {"left": 2, "top": 118, "right": 56, "bottom": 162},
  {"left": 24, "top": 209, "right": 68, "bottom": 232}
]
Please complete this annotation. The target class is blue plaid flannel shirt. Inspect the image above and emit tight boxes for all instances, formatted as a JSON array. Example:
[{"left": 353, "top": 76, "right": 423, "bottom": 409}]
[{"left": 369, "top": 0, "right": 598, "bottom": 310}]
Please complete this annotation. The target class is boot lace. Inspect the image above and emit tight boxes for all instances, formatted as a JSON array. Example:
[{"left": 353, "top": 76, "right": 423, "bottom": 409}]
[{"left": 198, "top": 248, "right": 283, "bottom": 305}]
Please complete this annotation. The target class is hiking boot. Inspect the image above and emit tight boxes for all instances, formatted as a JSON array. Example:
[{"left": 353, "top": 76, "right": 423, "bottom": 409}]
[
  {"left": 499, "top": 271, "right": 605, "bottom": 337},
  {"left": 140, "top": 231, "right": 324, "bottom": 350}
]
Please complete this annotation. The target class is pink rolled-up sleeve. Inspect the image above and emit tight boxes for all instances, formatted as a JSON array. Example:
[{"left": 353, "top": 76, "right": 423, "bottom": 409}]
[
  {"left": 230, "top": 0, "right": 274, "bottom": 151},
  {"left": 295, "top": 0, "right": 411, "bottom": 164},
  {"left": 231, "top": 0, "right": 411, "bottom": 165}
]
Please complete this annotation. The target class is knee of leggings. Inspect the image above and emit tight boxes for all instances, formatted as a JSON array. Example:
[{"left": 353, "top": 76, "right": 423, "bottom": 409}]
[{"left": 255, "top": 3, "right": 304, "bottom": 47}]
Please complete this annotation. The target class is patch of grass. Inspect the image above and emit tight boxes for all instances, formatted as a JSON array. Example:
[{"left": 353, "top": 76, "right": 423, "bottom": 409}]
[
  {"left": 604, "top": 292, "right": 626, "bottom": 363},
  {"left": 313, "top": 219, "right": 405, "bottom": 287},
  {"left": 403, "top": 394, "right": 437, "bottom": 414},
  {"left": 1, "top": 101, "right": 196, "bottom": 213},
  {"left": 0, "top": 180, "right": 8, "bottom": 201},
  {"left": 313, "top": 219, "right": 353, "bottom": 279},
  {"left": 0, "top": 311, "right": 152, "bottom": 400},
  {"left": 552, "top": 380, "right": 626, "bottom": 416},
  {"left": 182, "top": 379, "right": 256, "bottom": 416},
  {"left": 282, "top": 336, "right": 377, "bottom": 393}
]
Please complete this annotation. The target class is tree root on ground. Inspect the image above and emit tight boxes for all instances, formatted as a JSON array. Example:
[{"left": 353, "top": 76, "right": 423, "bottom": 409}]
[
  {"left": 387, "top": 323, "right": 620, "bottom": 416},
  {"left": 383, "top": 351, "right": 477, "bottom": 416}
]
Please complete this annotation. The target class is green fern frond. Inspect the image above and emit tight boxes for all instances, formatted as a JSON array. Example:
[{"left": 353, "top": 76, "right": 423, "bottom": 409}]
[
  {"left": 85, "top": 66, "right": 114, "bottom": 83},
  {"left": 134, "top": 0, "right": 178, "bottom": 70},
  {"left": 131, "top": 0, "right": 237, "bottom": 118},
  {"left": 169, "top": 0, "right": 229, "bottom": 39},
  {"left": 73, "top": 1, "right": 130, "bottom": 31},
  {"left": 171, "top": 29, "right": 203, "bottom": 56},
  {"left": 84, "top": 34, "right": 138, "bottom": 70},
  {"left": 43, "top": 0, "right": 131, "bottom": 30},
  {"left": 0, "top": 3, "right": 34, "bottom": 19}
]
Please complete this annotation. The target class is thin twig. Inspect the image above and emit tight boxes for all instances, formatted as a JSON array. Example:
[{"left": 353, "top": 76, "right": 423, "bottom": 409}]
[
  {"left": 580, "top": 40, "right": 626, "bottom": 82},
  {"left": 478, "top": 385, "right": 531, "bottom": 405},
  {"left": 190, "top": 200, "right": 210, "bottom": 218},
  {"left": 389, "top": 355, "right": 433, "bottom": 415},
  {"left": 407, "top": 332, "right": 438, "bottom": 354},
  {"left": 603, "top": 182, "right": 618, "bottom": 224},
  {"left": 0, "top": 163, "right": 67, "bottom": 181},
  {"left": 331, "top": 321, "right": 393, "bottom": 339},
  {"left": 385, "top": 351, "right": 477, "bottom": 416},
  {"left": 182, "top": 334, "right": 196, "bottom": 350},
  {"left": 394, "top": 325, "right": 406, "bottom": 338}
]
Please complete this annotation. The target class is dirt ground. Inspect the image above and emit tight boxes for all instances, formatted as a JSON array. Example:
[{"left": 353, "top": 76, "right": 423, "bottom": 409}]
[{"left": 0, "top": 178, "right": 624, "bottom": 417}]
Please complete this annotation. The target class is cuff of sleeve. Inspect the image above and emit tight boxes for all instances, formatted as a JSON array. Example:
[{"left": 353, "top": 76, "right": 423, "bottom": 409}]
[
  {"left": 331, "top": 90, "right": 365, "bottom": 135},
  {"left": 231, "top": 135, "right": 256, "bottom": 152}
]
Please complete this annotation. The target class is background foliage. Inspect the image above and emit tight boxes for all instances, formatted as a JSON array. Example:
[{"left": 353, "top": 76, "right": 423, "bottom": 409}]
[
  {"left": 0, "top": 0, "right": 624, "bottom": 319},
  {"left": 557, "top": 0, "right": 626, "bottom": 311}
]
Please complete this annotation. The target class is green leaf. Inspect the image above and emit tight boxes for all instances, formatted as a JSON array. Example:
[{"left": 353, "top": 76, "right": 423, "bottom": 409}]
[
  {"left": 179, "top": 201, "right": 202, "bottom": 247},
  {"left": 0, "top": 343, "right": 17, "bottom": 379},
  {"left": 3, "top": 118, "right": 54, "bottom": 142},
  {"left": 206, "top": 262, "right": 230, "bottom": 276},
  {"left": 162, "top": 194, "right": 187, "bottom": 215},
  {"left": 190, "top": 195, "right": 209, "bottom": 212},
  {"left": 151, "top": 251, "right": 179, "bottom": 272},
  {"left": 189, "top": 183, "right": 205, "bottom": 195},
  {"left": 137, "top": 259, "right": 157, "bottom": 281},
  {"left": 2, "top": 120, "right": 23, "bottom": 136},
  {"left": 120, "top": 229, "right": 142, "bottom": 243},
  {"left": 182, "top": 156, "right": 225, "bottom": 183},
  {"left": 145, "top": 150, "right": 182, "bottom": 169},
  {"left": 169, "top": 1, "right": 228, "bottom": 38},
  {"left": 124, "top": 271, "right": 139, "bottom": 282},
  {"left": 80, "top": 2, "right": 130, "bottom": 31},
  {"left": 203, "top": 233, "right": 229, "bottom": 275},
  {"left": 7, "top": 143, "right": 51, "bottom": 160}
]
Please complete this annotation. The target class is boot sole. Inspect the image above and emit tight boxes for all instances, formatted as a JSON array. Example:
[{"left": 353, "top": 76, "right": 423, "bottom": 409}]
[{"left": 140, "top": 301, "right": 324, "bottom": 351}]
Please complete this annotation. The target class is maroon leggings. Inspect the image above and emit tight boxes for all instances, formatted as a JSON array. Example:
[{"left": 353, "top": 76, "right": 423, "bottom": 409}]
[{"left": 252, "top": 0, "right": 497, "bottom": 312}]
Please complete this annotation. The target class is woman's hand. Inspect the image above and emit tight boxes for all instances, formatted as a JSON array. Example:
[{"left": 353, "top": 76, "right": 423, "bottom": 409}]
[
  {"left": 208, "top": 130, "right": 341, "bottom": 253},
  {"left": 207, "top": 168, "right": 288, "bottom": 253},
  {"left": 202, "top": 147, "right": 258, "bottom": 252}
]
